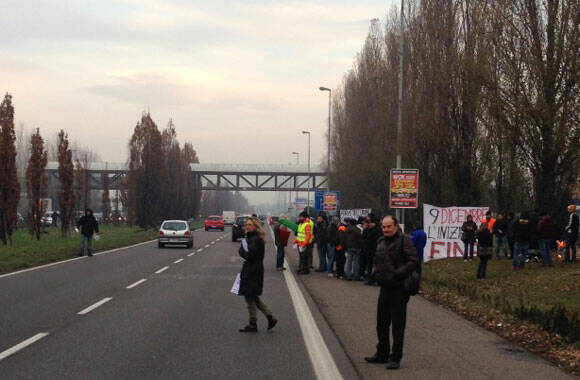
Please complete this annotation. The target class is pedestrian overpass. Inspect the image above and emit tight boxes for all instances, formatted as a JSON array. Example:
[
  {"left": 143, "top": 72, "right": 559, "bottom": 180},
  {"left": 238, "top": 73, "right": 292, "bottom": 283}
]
[{"left": 45, "top": 162, "right": 328, "bottom": 192}]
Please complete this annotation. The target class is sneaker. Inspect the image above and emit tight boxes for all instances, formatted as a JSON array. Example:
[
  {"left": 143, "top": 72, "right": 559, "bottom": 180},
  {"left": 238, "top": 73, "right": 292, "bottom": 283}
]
[{"left": 239, "top": 324, "right": 258, "bottom": 332}]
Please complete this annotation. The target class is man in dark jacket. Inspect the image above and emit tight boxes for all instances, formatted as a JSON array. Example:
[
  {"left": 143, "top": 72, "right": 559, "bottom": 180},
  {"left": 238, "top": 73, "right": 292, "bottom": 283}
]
[
  {"left": 363, "top": 215, "right": 382, "bottom": 284},
  {"left": 326, "top": 216, "right": 340, "bottom": 276},
  {"left": 564, "top": 205, "right": 579, "bottom": 263},
  {"left": 345, "top": 219, "right": 363, "bottom": 280},
  {"left": 537, "top": 212, "right": 556, "bottom": 266},
  {"left": 76, "top": 208, "right": 99, "bottom": 257},
  {"left": 493, "top": 213, "right": 509, "bottom": 259},
  {"left": 512, "top": 212, "right": 531, "bottom": 269},
  {"left": 365, "top": 216, "right": 418, "bottom": 370},
  {"left": 315, "top": 214, "right": 329, "bottom": 272}
]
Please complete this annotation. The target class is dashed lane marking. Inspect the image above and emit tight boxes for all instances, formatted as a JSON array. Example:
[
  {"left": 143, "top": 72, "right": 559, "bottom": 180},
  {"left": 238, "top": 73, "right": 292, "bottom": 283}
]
[
  {"left": 155, "top": 266, "right": 169, "bottom": 274},
  {"left": 78, "top": 297, "right": 113, "bottom": 315},
  {"left": 0, "top": 333, "right": 50, "bottom": 361},
  {"left": 188, "top": 252, "right": 196, "bottom": 257},
  {"left": 197, "top": 248, "right": 203, "bottom": 252},
  {"left": 204, "top": 244, "right": 210, "bottom": 248},
  {"left": 174, "top": 259, "right": 184, "bottom": 264},
  {"left": 126, "top": 279, "right": 147, "bottom": 289}
]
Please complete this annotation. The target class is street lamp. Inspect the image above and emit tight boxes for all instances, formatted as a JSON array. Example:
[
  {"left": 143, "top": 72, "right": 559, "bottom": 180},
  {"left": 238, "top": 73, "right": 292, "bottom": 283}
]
[
  {"left": 319, "top": 86, "right": 331, "bottom": 184},
  {"left": 291, "top": 152, "right": 300, "bottom": 216},
  {"left": 302, "top": 130, "right": 311, "bottom": 214}
]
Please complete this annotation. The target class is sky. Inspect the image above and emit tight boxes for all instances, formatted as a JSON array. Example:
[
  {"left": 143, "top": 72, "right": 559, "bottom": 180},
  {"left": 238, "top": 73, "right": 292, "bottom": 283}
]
[{"left": 2, "top": 0, "right": 397, "bottom": 204}]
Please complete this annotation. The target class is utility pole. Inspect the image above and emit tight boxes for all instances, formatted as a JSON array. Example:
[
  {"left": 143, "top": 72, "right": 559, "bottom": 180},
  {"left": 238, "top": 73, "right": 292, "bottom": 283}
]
[{"left": 396, "top": 0, "right": 405, "bottom": 226}]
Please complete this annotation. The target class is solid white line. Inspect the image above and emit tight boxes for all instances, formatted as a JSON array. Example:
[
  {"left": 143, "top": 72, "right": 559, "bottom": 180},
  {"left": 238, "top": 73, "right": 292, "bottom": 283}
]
[
  {"left": 188, "top": 252, "right": 196, "bottom": 257},
  {"left": 197, "top": 248, "right": 203, "bottom": 252},
  {"left": 0, "top": 333, "right": 50, "bottom": 361},
  {"left": 174, "top": 259, "right": 184, "bottom": 264},
  {"left": 126, "top": 279, "right": 147, "bottom": 289},
  {"left": 155, "top": 266, "right": 169, "bottom": 274},
  {"left": 78, "top": 297, "right": 113, "bottom": 315},
  {"left": 269, "top": 229, "right": 342, "bottom": 380}
]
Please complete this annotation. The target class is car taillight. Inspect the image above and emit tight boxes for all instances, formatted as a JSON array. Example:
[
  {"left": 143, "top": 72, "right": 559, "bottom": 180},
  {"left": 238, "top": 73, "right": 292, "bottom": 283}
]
[
  {"left": 185, "top": 231, "right": 191, "bottom": 236},
  {"left": 159, "top": 230, "right": 164, "bottom": 236}
]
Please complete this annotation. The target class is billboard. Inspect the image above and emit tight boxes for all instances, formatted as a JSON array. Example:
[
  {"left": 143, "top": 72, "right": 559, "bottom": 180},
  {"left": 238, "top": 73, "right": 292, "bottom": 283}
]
[{"left": 389, "top": 169, "right": 419, "bottom": 208}]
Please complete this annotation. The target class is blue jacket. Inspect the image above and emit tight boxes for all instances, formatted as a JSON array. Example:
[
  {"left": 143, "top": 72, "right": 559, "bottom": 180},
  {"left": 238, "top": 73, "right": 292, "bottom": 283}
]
[{"left": 411, "top": 228, "right": 427, "bottom": 261}]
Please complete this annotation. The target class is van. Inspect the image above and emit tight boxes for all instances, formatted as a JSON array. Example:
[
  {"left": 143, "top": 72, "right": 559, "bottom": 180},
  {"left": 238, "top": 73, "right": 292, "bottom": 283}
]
[{"left": 222, "top": 211, "right": 236, "bottom": 225}]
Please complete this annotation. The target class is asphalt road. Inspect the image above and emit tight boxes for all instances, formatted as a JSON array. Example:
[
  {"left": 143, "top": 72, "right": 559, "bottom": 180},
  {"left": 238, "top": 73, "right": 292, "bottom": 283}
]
[{"left": 0, "top": 228, "right": 356, "bottom": 380}]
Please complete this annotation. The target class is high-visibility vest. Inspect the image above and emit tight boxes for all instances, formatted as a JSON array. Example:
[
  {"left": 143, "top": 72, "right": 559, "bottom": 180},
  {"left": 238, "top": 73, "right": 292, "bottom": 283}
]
[{"left": 297, "top": 219, "right": 315, "bottom": 245}]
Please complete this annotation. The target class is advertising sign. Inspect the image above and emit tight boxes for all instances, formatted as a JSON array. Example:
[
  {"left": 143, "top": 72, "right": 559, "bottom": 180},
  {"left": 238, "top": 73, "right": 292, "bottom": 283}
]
[
  {"left": 323, "top": 191, "right": 340, "bottom": 211},
  {"left": 423, "top": 204, "right": 489, "bottom": 261},
  {"left": 389, "top": 169, "right": 419, "bottom": 208}
]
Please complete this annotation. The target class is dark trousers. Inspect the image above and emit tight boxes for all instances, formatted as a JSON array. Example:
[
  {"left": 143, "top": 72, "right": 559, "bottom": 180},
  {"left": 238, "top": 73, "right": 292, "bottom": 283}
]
[
  {"left": 335, "top": 249, "right": 346, "bottom": 277},
  {"left": 276, "top": 244, "right": 285, "bottom": 268},
  {"left": 299, "top": 245, "right": 312, "bottom": 273},
  {"left": 365, "top": 251, "right": 375, "bottom": 278},
  {"left": 565, "top": 235, "right": 577, "bottom": 262},
  {"left": 477, "top": 254, "right": 490, "bottom": 278},
  {"left": 463, "top": 241, "right": 474, "bottom": 260},
  {"left": 359, "top": 252, "right": 367, "bottom": 278},
  {"left": 376, "top": 287, "right": 409, "bottom": 362}
]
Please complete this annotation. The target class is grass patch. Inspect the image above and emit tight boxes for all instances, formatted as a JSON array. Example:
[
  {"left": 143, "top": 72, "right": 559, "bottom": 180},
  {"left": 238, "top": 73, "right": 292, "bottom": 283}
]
[
  {"left": 0, "top": 220, "right": 205, "bottom": 274},
  {"left": 422, "top": 258, "right": 580, "bottom": 345}
]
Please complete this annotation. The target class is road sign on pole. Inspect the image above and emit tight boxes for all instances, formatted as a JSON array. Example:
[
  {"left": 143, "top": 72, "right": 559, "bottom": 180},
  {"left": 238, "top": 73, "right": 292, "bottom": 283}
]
[{"left": 389, "top": 169, "right": 419, "bottom": 209}]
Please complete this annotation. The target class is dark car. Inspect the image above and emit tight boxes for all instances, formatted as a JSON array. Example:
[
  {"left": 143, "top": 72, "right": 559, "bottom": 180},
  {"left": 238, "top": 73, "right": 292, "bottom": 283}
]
[{"left": 232, "top": 215, "right": 249, "bottom": 242}]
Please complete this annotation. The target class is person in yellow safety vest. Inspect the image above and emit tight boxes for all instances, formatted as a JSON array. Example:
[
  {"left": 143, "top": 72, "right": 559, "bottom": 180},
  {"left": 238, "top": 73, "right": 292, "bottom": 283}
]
[{"left": 296, "top": 211, "right": 315, "bottom": 274}]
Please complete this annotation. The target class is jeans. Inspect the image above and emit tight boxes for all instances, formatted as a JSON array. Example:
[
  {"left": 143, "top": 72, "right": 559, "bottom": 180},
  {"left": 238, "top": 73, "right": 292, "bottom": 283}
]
[
  {"left": 276, "top": 244, "right": 285, "bottom": 268},
  {"left": 513, "top": 242, "right": 529, "bottom": 269},
  {"left": 463, "top": 241, "right": 474, "bottom": 260},
  {"left": 565, "top": 235, "right": 577, "bottom": 262},
  {"left": 346, "top": 248, "right": 361, "bottom": 280},
  {"left": 539, "top": 239, "right": 552, "bottom": 266},
  {"left": 79, "top": 235, "right": 93, "bottom": 256},
  {"left": 317, "top": 243, "right": 328, "bottom": 271},
  {"left": 376, "top": 287, "right": 409, "bottom": 362},
  {"left": 326, "top": 244, "right": 336, "bottom": 274},
  {"left": 495, "top": 236, "right": 508, "bottom": 258}
]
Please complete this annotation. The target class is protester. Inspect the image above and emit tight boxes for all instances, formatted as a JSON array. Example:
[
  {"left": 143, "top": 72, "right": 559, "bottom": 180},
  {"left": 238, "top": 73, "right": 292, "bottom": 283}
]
[
  {"left": 326, "top": 216, "right": 340, "bottom": 277},
  {"left": 461, "top": 214, "right": 477, "bottom": 261},
  {"left": 76, "top": 208, "right": 99, "bottom": 257},
  {"left": 512, "top": 212, "right": 531, "bottom": 269},
  {"left": 476, "top": 222, "right": 493, "bottom": 279},
  {"left": 537, "top": 211, "right": 557, "bottom": 267},
  {"left": 564, "top": 205, "right": 579, "bottom": 263},
  {"left": 273, "top": 213, "right": 290, "bottom": 271},
  {"left": 345, "top": 218, "right": 363, "bottom": 281},
  {"left": 365, "top": 216, "right": 418, "bottom": 370},
  {"left": 335, "top": 223, "right": 347, "bottom": 279},
  {"left": 493, "top": 213, "right": 509, "bottom": 259},
  {"left": 314, "top": 214, "right": 329, "bottom": 272},
  {"left": 295, "top": 211, "right": 315, "bottom": 275},
  {"left": 484, "top": 210, "right": 496, "bottom": 233},
  {"left": 238, "top": 217, "right": 277, "bottom": 332},
  {"left": 507, "top": 212, "right": 516, "bottom": 259},
  {"left": 363, "top": 215, "right": 382, "bottom": 284},
  {"left": 411, "top": 222, "right": 427, "bottom": 275}
]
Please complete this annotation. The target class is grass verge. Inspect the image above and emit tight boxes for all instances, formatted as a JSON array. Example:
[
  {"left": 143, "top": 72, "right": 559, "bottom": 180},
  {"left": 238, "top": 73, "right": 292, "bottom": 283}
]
[
  {"left": 0, "top": 220, "right": 205, "bottom": 275},
  {"left": 422, "top": 258, "right": 580, "bottom": 374}
]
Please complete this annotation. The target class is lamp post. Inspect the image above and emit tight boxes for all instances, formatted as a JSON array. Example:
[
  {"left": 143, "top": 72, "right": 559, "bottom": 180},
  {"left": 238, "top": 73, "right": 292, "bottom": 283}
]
[
  {"left": 319, "top": 86, "right": 331, "bottom": 188},
  {"left": 396, "top": 0, "right": 405, "bottom": 225},
  {"left": 292, "top": 151, "right": 300, "bottom": 217},
  {"left": 302, "top": 131, "right": 311, "bottom": 214}
]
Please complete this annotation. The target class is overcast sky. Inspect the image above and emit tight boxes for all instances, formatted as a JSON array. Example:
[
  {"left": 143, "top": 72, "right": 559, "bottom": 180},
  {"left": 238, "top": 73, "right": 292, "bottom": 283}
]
[{"left": 3, "top": 0, "right": 397, "bottom": 204}]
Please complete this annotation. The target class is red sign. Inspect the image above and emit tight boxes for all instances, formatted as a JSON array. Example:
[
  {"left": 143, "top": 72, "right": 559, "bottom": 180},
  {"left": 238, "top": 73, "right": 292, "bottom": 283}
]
[{"left": 389, "top": 169, "right": 419, "bottom": 209}]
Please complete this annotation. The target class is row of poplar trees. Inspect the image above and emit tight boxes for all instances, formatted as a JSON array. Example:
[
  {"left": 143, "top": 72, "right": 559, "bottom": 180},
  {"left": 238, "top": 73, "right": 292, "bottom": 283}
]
[
  {"left": 125, "top": 112, "right": 201, "bottom": 229},
  {"left": 330, "top": 0, "right": 580, "bottom": 224},
  {"left": 0, "top": 93, "right": 78, "bottom": 243}
]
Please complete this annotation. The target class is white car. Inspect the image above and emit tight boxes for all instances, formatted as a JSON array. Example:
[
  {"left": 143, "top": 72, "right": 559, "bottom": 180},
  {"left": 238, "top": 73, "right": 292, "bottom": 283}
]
[{"left": 158, "top": 220, "right": 193, "bottom": 248}]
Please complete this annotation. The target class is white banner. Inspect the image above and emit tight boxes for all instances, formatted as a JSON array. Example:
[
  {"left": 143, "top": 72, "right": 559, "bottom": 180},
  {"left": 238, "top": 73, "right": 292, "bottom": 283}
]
[
  {"left": 340, "top": 209, "right": 372, "bottom": 223},
  {"left": 423, "top": 204, "right": 489, "bottom": 261}
]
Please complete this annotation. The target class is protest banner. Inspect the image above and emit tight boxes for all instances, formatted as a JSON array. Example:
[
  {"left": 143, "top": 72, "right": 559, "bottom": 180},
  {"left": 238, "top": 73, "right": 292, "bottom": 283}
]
[
  {"left": 423, "top": 204, "right": 489, "bottom": 261},
  {"left": 340, "top": 209, "right": 372, "bottom": 223},
  {"left": 389, "top": 169, "right": 419, "bottom": 208}
]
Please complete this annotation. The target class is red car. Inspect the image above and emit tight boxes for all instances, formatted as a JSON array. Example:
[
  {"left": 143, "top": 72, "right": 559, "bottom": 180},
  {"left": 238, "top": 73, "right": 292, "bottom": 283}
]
[{"left": 205, "top": 215, "right": 225, "bottom": 231}]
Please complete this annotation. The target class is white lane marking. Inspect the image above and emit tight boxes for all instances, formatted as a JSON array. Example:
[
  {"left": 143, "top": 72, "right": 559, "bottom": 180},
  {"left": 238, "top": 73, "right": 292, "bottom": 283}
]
[
  {"left": 188, "top": 252, "right": 196, "bottom": 257},
  {"left": 155, "top": 266, "right": 169, "bottom": 274},
  {"left": 0, "top": 332, "right": 50, "bottom": 361},
  {"left": 197, "top": 248, "right": 203, "bottom": 252},
  {"left": 210, "top": 241, "right": 215, "bottom": 245},
  {"left": 78, "top": 297, "right": 113, "bottom": 315},
  {"left": 204, "top": 244, "right": 210, "bottom": 248},
  {"left": 268, "top": 229, "right": 342, "bottom": 380},
  {"left": 174, "top": 259, "right": 184, "bottom": 264},
  {"left": 126, "top": 279, "right": 147, "bottom": 289}
]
